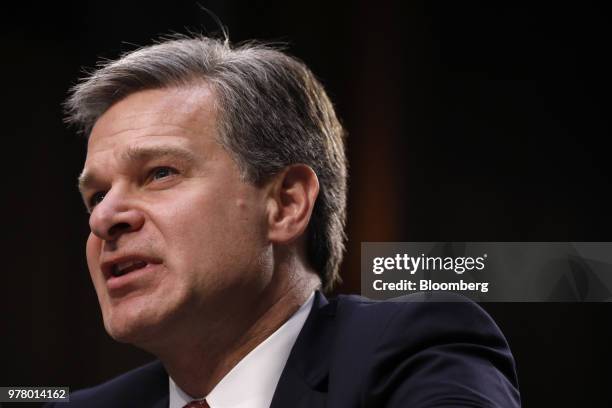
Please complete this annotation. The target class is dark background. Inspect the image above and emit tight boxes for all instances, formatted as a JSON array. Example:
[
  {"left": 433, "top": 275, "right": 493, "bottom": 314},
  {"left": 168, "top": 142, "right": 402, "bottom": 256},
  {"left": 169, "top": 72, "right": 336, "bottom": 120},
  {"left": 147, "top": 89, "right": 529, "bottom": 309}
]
[{"left": 2, "top": 1, "right": 611, "bottom": 407}]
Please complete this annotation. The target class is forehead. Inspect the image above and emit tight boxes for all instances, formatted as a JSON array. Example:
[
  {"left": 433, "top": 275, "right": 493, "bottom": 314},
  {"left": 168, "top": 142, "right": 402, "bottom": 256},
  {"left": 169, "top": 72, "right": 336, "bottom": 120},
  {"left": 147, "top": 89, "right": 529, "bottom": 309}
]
[{"left": 86, "top": 85, "right": 218, "bottom": 159}]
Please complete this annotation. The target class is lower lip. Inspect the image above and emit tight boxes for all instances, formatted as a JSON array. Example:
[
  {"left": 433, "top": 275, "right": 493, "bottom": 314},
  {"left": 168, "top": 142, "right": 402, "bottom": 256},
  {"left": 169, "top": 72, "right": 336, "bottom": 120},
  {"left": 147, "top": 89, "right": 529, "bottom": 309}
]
[{"left": 106, "top": 263, "right": 160, "bottom": 293}]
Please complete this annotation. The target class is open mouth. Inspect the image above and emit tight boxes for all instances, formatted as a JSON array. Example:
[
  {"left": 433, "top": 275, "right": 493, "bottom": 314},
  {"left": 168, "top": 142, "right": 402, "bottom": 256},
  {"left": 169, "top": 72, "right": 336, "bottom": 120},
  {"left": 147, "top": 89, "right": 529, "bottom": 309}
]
[{"left": 111, "top": 260, "right": 149, "bottom": 277}]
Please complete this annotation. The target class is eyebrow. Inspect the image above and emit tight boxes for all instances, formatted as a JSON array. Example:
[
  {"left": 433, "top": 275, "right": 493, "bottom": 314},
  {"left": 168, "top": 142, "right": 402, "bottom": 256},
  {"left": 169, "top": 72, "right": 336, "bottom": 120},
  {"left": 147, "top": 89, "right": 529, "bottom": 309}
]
[{"left": 77, "top": 145, "right": 197, "bottom": 194}]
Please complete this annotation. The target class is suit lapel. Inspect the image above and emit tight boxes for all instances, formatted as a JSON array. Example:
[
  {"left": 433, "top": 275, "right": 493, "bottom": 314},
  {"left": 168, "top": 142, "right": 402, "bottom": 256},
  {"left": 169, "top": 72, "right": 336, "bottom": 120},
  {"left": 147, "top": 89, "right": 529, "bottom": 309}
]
[{"left": 269, "top": 291, "right": 336, "bottom": 408}]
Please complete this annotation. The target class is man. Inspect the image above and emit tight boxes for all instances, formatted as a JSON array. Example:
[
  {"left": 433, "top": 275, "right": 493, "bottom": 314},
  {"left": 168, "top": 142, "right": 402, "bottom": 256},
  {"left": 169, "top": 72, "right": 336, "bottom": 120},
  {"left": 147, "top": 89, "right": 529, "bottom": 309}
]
[{"left": 55, "top": 35, "right": 520, "bottom": 407}]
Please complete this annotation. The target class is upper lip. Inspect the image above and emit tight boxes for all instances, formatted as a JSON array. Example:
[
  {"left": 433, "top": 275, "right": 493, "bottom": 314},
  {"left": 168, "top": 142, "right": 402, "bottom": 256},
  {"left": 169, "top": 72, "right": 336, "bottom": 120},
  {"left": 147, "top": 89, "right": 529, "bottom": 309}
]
[{"left": 100, "top": 254, "right": 161, "bottom": 280}]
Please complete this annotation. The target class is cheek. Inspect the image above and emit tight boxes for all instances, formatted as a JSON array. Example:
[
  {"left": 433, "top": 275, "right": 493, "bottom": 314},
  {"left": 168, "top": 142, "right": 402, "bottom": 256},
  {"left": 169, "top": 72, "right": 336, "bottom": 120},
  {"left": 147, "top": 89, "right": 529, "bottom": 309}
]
[
  {"left": 160, "top": 188, "right": 268, "bottom": 276},
  {"left": 168, "top": 184, "right": 262, "bottom": 240}
]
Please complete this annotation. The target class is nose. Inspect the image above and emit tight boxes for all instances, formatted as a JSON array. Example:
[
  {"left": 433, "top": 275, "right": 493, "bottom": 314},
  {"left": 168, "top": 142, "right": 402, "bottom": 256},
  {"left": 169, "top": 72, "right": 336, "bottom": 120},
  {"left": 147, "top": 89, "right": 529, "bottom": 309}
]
[{"left": 88, "top": 188, "right": 145, "bottom": 242}]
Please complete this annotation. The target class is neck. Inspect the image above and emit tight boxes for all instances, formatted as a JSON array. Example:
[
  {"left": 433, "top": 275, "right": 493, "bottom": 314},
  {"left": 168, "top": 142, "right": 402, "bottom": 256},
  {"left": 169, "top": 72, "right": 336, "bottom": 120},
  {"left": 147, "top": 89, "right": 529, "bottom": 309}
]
[{"left": 148, "top": 268, "right": 320, "bottom": 398}]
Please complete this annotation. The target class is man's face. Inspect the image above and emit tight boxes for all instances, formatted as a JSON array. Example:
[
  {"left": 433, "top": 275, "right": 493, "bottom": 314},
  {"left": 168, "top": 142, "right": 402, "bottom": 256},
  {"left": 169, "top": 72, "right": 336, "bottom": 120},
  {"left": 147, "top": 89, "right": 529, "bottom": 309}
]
[{"left": 80, "top": 86, "right": 273, "bottom": 345}]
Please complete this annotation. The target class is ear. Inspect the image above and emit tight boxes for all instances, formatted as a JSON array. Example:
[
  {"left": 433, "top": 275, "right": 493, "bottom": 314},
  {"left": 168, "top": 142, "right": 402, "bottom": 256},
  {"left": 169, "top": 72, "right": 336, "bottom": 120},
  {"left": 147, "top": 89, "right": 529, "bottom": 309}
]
[{"left": 266, "top": 164, "right": 320, "bottom": 245}]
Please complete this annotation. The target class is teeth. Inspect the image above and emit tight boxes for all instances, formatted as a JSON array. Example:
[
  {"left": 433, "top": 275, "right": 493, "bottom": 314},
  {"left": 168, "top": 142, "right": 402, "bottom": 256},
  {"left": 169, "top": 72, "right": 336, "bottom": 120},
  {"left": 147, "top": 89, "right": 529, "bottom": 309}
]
[
  {"left": 112, "top": 260, "right": 148, "bottom": 277},
  {"left": 117, "top": 260, "right": 138, "bottom": 271}
]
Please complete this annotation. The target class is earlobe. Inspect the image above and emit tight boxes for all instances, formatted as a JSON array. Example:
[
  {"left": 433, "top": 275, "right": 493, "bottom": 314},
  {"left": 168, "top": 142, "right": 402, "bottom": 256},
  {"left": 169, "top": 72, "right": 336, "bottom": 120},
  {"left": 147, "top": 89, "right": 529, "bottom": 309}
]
[{"left": 267, "top": 165, "right": 319, "bottom": 245}]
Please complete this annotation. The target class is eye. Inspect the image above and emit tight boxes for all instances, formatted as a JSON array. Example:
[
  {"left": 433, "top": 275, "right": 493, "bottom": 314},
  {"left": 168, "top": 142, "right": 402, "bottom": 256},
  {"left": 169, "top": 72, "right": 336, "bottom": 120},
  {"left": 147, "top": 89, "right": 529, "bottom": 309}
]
[
  {"left": 88, "top": 191, "right": 106, "bottom": 209},
  {"left": 149, "top": 166, "right": 178, "bottom": 181}
]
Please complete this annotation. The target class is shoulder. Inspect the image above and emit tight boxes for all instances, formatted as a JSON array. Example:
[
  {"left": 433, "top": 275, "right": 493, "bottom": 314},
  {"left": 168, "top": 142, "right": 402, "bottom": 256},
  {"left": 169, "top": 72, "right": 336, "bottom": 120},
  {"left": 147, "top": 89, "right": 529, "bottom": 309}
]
[
  {"left": 326, "top": 292, "right": 521, "bottom": 407},
  {"left": 47, "top": 360, "right": 168, "bottom": 408},
  {"left": 331, "top": 292, "right": 506, "bottom": 345}
]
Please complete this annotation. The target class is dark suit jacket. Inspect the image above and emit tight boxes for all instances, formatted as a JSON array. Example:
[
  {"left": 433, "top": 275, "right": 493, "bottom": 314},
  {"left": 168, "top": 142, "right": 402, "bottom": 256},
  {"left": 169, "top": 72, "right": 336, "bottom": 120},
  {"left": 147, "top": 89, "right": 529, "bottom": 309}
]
[{"left": 49, "top": 291, "right": 520, "bottom": 407}]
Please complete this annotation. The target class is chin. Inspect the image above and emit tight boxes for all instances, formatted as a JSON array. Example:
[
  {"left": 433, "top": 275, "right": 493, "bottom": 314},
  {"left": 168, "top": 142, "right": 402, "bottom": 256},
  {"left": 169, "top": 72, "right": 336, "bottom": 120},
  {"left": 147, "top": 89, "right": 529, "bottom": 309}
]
[
  {"left": 102, "top": 304, "right": 170, "bottom": 346},
  {"left": 104, "top": 318, "right": 151, "bottom": 345},
  {"left": 98, "top": 285, "right": 183, "bottom": 343}
]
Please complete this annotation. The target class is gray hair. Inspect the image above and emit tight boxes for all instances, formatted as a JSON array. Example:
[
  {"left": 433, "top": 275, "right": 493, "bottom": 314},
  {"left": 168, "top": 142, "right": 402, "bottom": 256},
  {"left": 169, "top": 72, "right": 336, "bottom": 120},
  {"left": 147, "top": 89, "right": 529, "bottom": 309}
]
[{"left": 64, "top": 35, "right": 347, "bottom": 292}]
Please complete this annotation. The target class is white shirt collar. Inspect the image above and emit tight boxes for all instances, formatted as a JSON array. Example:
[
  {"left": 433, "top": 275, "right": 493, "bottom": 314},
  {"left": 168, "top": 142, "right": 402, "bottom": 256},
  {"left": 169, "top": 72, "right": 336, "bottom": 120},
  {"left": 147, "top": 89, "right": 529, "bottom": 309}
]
[{"left": 169, "top": 292, "right": 315, "bottom": 408}]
